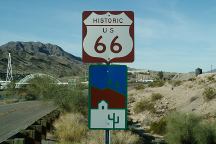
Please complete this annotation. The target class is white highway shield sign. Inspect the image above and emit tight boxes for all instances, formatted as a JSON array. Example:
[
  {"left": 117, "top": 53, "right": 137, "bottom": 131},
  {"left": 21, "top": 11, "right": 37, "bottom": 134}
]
[{"left": 82, "top": 11, "right": 134, "bottom": 63}]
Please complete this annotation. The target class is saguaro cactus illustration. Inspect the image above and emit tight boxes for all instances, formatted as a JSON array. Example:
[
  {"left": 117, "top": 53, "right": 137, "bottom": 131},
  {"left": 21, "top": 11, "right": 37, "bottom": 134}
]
[{"left": 108, "top": 113, "right": 119, "bottom": 128}]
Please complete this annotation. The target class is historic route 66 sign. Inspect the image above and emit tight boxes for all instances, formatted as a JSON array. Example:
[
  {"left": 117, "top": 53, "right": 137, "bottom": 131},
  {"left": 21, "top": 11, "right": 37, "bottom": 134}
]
[{"left": 82, "top": 11, "right": 134, "bottom": 63}]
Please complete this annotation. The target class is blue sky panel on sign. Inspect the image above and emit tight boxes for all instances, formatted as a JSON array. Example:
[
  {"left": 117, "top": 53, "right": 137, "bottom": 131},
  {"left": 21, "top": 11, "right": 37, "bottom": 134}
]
[{"left": 89, "top": 65, "right": 127, "bottom": 96}]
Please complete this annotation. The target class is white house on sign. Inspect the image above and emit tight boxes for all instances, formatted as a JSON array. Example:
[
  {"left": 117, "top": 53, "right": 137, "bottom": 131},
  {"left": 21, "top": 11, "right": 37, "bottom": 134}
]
[
  {"left": 98, "top": 100, "right": 108, "bottom": 110},
  {"left": 90, "top": 100, "right": 126, "bottom": 129}
]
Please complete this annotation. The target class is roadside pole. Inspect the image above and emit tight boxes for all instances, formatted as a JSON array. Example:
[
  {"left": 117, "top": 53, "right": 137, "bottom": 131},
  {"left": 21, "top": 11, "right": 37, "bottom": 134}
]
[
  {"left": 105, "top": 62, "right": 110, "bottom": 144},
  {"left": 82, "top": 11, "right": 134, "bottom": 144},
  {"left": 105, "top": 130, "right": 110, "bottom": 144}
]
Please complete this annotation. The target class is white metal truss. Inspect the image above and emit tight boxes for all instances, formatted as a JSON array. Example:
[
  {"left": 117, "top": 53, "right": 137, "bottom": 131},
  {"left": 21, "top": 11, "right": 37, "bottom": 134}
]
[
  {"left": 6, "top": 53, "right": 13, "bottom": 82},
  {"left": 15, "top": 73, "right": 66, "bottom": 88}
]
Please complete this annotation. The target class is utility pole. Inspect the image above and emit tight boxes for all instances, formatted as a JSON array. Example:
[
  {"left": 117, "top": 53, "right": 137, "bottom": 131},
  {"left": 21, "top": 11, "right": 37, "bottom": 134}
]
[
  {"left": 211, "top": 65, "right": 213, "bottom": 73},
  {"left": 6, "top": 53, "right": 13, "bottom": 82}
]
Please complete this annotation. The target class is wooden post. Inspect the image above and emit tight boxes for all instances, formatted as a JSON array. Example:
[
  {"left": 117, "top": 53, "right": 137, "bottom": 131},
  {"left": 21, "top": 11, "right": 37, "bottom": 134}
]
[
  {"left": 4, "top": 138, "right": 25, "bottom": 144},
  {"left": 13, "top": 138, "right": 25, "bottom": 144},
  {"left": 29, "top": 125, "right": 43, "bottom": 142},
  {"left": 20, "top": 130, "right": 36, "bottom": 143},
  {"left": 40, "top": 119, "right": 47, "bottom": 139}
]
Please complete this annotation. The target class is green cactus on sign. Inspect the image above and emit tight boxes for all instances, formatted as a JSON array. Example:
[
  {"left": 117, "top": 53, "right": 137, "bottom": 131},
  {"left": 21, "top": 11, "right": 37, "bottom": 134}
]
[{"left": 108, "top": 113, "right": 119, "bottom": 128}]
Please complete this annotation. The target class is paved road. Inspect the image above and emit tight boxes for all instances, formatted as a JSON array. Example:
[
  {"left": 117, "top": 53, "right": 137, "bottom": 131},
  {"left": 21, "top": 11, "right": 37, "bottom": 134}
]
[{"left": 0, "top": 101, "right": 57, "bottom": 143}]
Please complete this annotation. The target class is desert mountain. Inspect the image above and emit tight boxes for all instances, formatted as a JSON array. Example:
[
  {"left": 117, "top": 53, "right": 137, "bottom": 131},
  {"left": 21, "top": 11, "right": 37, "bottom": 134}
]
[{"left": 0, "top": 41, "right": 86, "bottom": 80}]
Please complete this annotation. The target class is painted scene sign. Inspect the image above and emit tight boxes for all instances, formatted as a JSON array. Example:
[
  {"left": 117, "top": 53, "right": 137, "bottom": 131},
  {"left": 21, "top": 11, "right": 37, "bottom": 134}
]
[
  {"left": 89, "top": 65, "right": 127, "bottom": 129},
  {"left": 82, "top": 11, "right": 134, "bottom": 63}
]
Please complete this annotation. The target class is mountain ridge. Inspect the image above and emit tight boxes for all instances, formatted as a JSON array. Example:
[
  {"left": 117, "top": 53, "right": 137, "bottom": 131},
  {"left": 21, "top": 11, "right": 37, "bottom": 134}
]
[{"left": 0, "top": 41, "right": 85, "bottom": 80}]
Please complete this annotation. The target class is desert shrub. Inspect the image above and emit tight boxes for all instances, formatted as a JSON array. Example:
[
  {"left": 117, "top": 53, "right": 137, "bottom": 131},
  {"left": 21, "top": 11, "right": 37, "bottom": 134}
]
[
  {"left": 158, "top": 71, "right": 164, "bottom": 80},
  {"left": 198, "top": 79, "right": 205, "bottom": 85},
  {"left": 151, "top": 93, "right": 163, "bottom": 102},
  {"left": 133, "top": 99, "right": 155, "bottom": 113},
  {"left": 112, "top": 131, "right": 141, "bottom": 144},
  {"left": 150, "top": 118, "right": 167, "bottom": 135},
  {"left": 148, "top": 80, "right": 165, "bottom": 87},
  {"left": 24, "top": 76, "right": 56, "bottom": 100},
  {"left": 53, "top": 85, "right": 88, "bottom": 114},
  {"left": 3, "top": 81, "right": 17, "bottom": 98},
  {"left": 54, "top": 113, "right": 88, "bottom": 143},
  {"left": 135, "top": 84, "right": 145, "bottom": 90},
  {"left": 203, "top": 87, "right": 216, "bottom": 101},
  {"left": 188, "top": 85, "right": 193, "bottom": 88},
  {"left": 24, "top": 93, "right": 38, "bottom": 100},
  {"left": 165, "top": 112, "right": 216, "bottom": 144},
  {"left": 188, "top": 78, "right": 196, "bottom": 81},
  {"left": 85, "top": 131, "right": 104, "bottom": 144},
  {"left": 165, "top": 112, "right": 201, "bottom": 144},
  {"left": 24, "top": 76, "right": 88, "bottom": 114},
  {"left": 173, "top": 80, "right": 182, "bottom": 87},
  {"left": 128, "top": 96, "right": 135, "bottom": 103},
  {"left": 85, "top": 130, "right": 141, "bottom": 144},
  {"left": 207, "top": 75, "right": 215, "bottom": 82},
  {"left": 168, "top": 80, "right": 182, "bottom": 87},
  {"left": 194, "top": 122, "right": 216, "bottom": 144}
]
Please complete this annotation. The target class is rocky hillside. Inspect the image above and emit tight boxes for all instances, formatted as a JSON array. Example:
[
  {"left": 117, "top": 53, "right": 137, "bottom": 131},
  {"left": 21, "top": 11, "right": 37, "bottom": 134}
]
[
  {"left": 129, "top": 73, "right": 216, "bottom": 129},
  {"left": 0, "top": 41, "right": 86, "bottom": 79}
]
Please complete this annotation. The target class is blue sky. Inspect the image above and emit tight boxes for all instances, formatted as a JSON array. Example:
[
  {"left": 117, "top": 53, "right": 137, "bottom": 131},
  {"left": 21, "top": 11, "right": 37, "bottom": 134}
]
[{"left": 0, "top": 0, "right": 216, "bottom": 72}]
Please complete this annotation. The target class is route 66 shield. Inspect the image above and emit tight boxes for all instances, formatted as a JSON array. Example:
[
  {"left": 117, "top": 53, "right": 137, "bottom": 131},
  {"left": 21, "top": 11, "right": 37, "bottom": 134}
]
[{"left": 82, "top": 11, "right": 134, "bottom": 63}]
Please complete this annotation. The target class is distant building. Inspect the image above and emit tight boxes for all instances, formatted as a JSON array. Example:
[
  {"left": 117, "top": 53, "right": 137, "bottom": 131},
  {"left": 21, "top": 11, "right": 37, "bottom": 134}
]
[{"left": 195, "top": 68, "right": 202, "bottom": 76}]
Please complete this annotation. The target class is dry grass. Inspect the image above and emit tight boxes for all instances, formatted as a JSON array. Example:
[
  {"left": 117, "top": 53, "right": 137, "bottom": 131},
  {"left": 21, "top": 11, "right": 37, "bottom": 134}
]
[
  {"left": 133, "top": 99, "right": 155, "bottom": 114},
  {"left": 112, "top": 131, "right": 141, "bottom": 144},
  {"left": 149, "top": 117, "right": 167, "bottom": 135},
  {"left": 151, "top": 93, "right": 163, "bottom": 102},
  {"left": 148, "top": 80, "right": 165, "bottom": 87},
  {"left": 54, "top": 113, "right": 88, "bottom": 143},
  {"left": 54, "top": 113, "right": 141, "bottom": 144},
  {"left": 85, "top": 130, "right": 141, "bottom": 144},
  {"left": 207, "top": 75, "right": 215, "bottom": 82},
  {"left": 134, "top": 84, "right": 145, "bottom": 90},
  {"left": 85, "top": 131, "right": 104, "bottom": 144},
  {"left": 203, "top": 87, "right": 216, "bottom": 101}
]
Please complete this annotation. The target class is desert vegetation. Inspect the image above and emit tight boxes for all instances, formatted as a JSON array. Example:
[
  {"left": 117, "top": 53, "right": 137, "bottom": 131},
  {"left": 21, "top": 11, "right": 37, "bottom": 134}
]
[
  {"left": 129, "top": 72, "right": 216, "bottom": 143},
  {"left": 147, "top": 112, "right": 216, "bottom": 144},
  {"left": 149, "top": 117, "right": 166, "bottom": 135},
  {"left": 172, "top": 80, "right": 182, "bottom": 87},
  {"left": 148, "top": 80, "right": 165, "bottom": 87},
  {"left": 133, "top": 98, "right": 155, "bottom": 114},
  {"left": 203, "top": 87, "right": 216, "bottom": 101},
  {"left": 165, "top": 112, "right": 216, "bottom": 144},
  {"left": 54, "top": 113, "right": 141, "bottom": 144},
  {"left": 54, "top": 113, "right": 88, "bottom": 143},
  {"left": 207, "top": 75, "right": 215, "bottom": 82},
  {"left": 11, "top": 76, "right": 141, "bottom": 143},
  {"left": 3, "top": 76, "right": 88, "bottom": 114},
  {"left": 151, "top": 93, "right": 163, "bottom": 102},
  {"left": 134, "top": 83, "right": 145, "bottom": 90},
  {"left": 3, "top": 71, "right": 216, "bottom": 144}
]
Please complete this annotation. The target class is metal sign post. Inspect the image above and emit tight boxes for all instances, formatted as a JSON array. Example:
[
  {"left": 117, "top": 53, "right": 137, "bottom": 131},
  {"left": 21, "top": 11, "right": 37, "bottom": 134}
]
[
  {"left": 82, "top": 11, "right": 134, "bottom": 144},
  {"left": 105, "top": 130, "right": 110, "bottom": 144}
]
